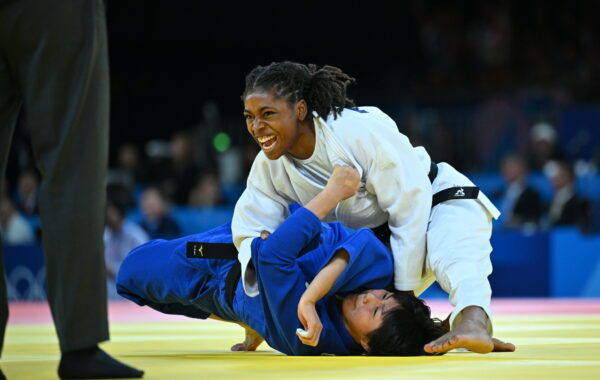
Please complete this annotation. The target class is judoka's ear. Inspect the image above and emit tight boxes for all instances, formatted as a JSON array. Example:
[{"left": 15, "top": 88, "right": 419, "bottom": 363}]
[
  {"left": 296, "top": 100, "right": 308, "bottom": 121},
  {"left": 360, "top": 338, "right": 370, "bottom": 352}
]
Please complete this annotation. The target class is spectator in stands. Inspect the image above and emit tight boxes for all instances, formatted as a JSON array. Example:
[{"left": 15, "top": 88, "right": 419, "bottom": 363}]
[
  {"left": 547, "top": 161, "right": 592, "bottom": 229},
  {"left": 107, "top": 143, "right": 146, "bottom": 189},
  {"left": 143, "top": 139, "right": 171, "bottom": 189},
  {"left": 163, "top": 130, "right": 200, "bottom": 205},
  {"left": 104, "top": 185, "right": 148, "bottom": 299},
  {"left": 139, "top": 187, "right": 181, "bottom": 240},
  {"left": 188, "top": 172, "right": 225, "bottom": 207},
  {"left": 528, "top": 122, "right": 564, "bottom": 172},
  {"left": 498, "top": 154, "right": 543, "bottom": 229},
  {"left": 14, "top": 167, "right": 39, "bottom": 216},
  {"left": 0, "top": 196, "right": 35, "bottom": 245},
  {"left": 592, "top": 148, "right": 600, "bottom": 173},
  {"left": 193, "top": 100, "right": 221, "bottom": 170}
]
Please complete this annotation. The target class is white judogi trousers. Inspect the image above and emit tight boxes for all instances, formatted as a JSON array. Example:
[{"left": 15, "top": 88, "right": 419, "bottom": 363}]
[{"left": 414, "top": 161, "right": 498, "bottom": 332}]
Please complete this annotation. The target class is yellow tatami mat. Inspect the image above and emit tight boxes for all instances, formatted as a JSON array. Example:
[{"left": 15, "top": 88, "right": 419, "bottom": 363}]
[{"left": 3, "top": 300, "right": 600, "bottom": 380}]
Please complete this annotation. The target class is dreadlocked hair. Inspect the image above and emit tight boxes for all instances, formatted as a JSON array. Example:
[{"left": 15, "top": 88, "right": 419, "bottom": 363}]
[
  {"left": 366, "top": 291, "right": 447, "bottom": 356},
  {"left": 242, "top": 61, "right": 356, "bottom": 120}
]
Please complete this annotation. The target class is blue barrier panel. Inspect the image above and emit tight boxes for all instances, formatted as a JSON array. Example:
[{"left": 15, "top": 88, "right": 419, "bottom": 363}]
[
  {"left": 170, "top": 206, "right": 234, "bottom": 236},
  {"left": 465, "top": 173, "right": 504, "bottom": 203},
  {"left": 126, "top": 206, "right": 235, "bottom": 237},
  {"left": 3, "top": 244, "right": 46, "bottom": 300},
  {"left": 4, "top": 227, "right": 599, "bottom": 300},
  {"left": 489, "top": 230, "right": 550, "bottom": 297},
  {"left": 579, "top": 176, "right": 600, "bottom": 201},
  {"left": 467, "top": 173, "right": 600, "bottom": 204},
  {"left": 550, "top": 228, "right": 600, "bottom": 297}
]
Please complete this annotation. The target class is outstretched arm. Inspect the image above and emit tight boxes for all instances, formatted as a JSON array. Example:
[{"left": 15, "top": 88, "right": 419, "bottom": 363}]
[
  {"left": 252, "top": 165, "right": 361, "bottom": 355},
  {"left": 295, "top": 166, "right": 361, "bottom": 346},
  {"left": 297, "top": 249, "right": 349, "bottom": 346}
]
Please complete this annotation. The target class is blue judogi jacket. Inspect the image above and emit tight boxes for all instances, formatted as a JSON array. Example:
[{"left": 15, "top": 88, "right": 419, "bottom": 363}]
[{"left": 117, "top": 207, "right": 393, "bottom": 356}]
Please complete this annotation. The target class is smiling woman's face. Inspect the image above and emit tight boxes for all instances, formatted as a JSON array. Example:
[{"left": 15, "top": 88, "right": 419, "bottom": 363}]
[
  {"left": 342, "top": 289, "right": 400, "bottom": 347},
  {"left": 243, "top": 91, "right": 313, "bottom": 160}
]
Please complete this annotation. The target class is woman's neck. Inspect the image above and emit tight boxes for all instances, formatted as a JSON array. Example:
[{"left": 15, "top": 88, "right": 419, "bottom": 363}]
[{"left": 288, "top": 118, "right": 315, "bottom": 159}]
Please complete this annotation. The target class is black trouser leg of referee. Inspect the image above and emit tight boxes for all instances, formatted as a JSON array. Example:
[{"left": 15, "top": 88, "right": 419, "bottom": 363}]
[
  {"left": 0, "top": 0, "right": 110, "bottom": 353},
  {"left": 1, "top": 1, "right": 143, "bottom": 377},
  {"left": 0, "top": 36, "right": 21, "bottom": 361}
]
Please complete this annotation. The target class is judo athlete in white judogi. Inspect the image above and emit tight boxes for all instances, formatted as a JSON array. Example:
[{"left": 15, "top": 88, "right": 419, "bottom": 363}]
[{"left": 232, "top": 62, "right": 502, "bottom": 354}]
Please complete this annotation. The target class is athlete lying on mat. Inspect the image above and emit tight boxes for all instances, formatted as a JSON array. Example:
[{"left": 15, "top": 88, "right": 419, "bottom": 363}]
[{"left": 117, "top": 166, "right": 513, "bottom": 355}]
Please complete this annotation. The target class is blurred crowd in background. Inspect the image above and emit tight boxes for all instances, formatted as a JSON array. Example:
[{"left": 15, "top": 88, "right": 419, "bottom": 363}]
[{"left": 1, "top": 0, "right": 599, "bottom": 298}]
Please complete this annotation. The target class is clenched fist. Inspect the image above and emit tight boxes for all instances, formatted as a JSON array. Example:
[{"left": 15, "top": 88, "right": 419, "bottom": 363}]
[{"left": 325, "top": 165, "right": 361, "bottom": 201}]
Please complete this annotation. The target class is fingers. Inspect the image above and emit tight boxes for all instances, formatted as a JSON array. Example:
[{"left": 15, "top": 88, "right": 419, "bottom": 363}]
[
  {"left": 332, "top": 165, "right": 359, "bottom": 179},
  {"left": 337, "top": 165, "right": 360, "bottom": 178},
  {"left": 296, "top": 325, "right": 322, "bottom": 347},
  {"left": 260, "top": 230, "right": 271, "bottom": 240},
  {"left": 297, "top": 299, "right": 323, "bottom": 346},
  {"left": 328, "top": 165, "right": 361, "bottom": 200},
  {"left": 300, "top": 321, "right": 323, "bottom": 347}
]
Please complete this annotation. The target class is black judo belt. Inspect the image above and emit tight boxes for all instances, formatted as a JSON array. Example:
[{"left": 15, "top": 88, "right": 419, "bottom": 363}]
[
  {"left": 186, "top": 242, "right": 241, "bottom": 306},
  {"left": 428, "top": 161, "right": 480, "bottom": 207},
  {"left": 371, "top": 161, "right": 480, "bottom": 244}
]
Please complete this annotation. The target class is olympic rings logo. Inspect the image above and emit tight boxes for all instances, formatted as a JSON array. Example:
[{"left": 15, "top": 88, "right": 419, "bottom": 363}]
[{"left": 5, "top": 265, "right": 47, "bottom": 300}]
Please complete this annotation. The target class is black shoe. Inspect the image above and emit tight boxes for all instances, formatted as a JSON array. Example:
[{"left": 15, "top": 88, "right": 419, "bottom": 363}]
[{"left": 58, "top": 346, "right": 143, "bottom": 379}]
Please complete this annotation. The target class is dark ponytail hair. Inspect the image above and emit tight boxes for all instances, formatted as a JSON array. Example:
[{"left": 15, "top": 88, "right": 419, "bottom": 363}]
[
  {"left": 366, "top": 291, "right": 447, "bottom": 356},
  {"left": 242, "top": 61, "right": 356, "bottom": 120}
]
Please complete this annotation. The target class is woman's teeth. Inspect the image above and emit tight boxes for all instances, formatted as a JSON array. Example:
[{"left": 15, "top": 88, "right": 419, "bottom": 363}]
[
  {"left": 258, "top": 135, "right": 275, "bottom": 144},
  {"left": 258, "top": 135, "right": 276, "bottom": 150}
]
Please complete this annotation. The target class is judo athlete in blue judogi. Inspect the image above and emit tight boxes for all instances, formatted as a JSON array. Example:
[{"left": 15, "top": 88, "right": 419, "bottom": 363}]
[{"left": 117, "top": 166, "right": 445, "bottom": 356}]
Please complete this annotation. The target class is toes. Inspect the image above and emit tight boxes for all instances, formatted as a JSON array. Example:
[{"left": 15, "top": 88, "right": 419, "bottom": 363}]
[
  {"left": 424, "top": 335, "right": 462, "bottom": 353},
  {"left": 425, "top": 343, "right": 448, "bottom": 353},
  {"left": 230, "top": 343, "right": 245, "bottom": 351},
  {"left": 424, "top": 331, "right": 467, "bottom": 354},
  {"left": 492, "top": 338, "right": 516, "bottom": 352}
]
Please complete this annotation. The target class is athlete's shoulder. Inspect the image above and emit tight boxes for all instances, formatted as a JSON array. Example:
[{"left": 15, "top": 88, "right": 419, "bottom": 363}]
[
  {"left": 331, "top": 106, "right": 396, "bottom": 129},
  {"left": 324, "top": 106, "right": 399, "bottom": 147}
]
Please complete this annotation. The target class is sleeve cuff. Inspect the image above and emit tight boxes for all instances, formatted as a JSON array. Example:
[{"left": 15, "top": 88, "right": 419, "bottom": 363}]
[
  {"left": 393, "top": 279, "right": 421, "bottom": 292},
  {"left": 238, "top": 238, "right": 259, "bottom": 297}
]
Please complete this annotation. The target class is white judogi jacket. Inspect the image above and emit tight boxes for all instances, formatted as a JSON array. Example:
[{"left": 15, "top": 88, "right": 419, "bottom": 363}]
[{"left": 232, "top": 107, "right": 432, "bottom": 296}]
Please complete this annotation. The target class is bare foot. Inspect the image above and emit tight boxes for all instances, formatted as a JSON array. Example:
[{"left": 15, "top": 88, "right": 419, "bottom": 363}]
[
  {"left": 230, "top": 328, "right": 264, "bottom": 352},
  {"left": 424, "top": 325, "right": 493, "bottom": 353},
  {"left": 424, "top": 306, "right": 493, "bottom": 354}
]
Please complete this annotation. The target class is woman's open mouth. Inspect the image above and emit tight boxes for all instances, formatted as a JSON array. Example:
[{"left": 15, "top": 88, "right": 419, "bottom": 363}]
[{"left": 257, "top": 135, "right": 277, "bottom": 152}]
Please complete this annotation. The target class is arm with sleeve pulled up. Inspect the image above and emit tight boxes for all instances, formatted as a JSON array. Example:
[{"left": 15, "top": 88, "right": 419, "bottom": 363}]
[
  {"left": 251, "top": 165, "right": 360, "bottom": 355},
  {"left": 295, "top": 166, "right": 360, "bottom": 346}
]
